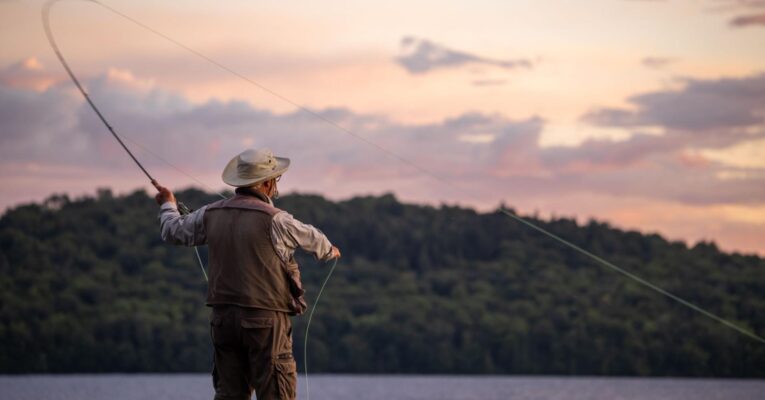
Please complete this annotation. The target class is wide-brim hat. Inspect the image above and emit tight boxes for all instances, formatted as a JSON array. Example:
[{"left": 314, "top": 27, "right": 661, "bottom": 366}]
[{"left": 222, "top": 148, "right": 290, "bottom": 187}]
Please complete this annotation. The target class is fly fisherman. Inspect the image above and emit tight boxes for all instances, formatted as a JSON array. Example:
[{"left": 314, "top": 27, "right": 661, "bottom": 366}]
[{"left": 153, "top": 148, "right": 341, "bottom": 400}]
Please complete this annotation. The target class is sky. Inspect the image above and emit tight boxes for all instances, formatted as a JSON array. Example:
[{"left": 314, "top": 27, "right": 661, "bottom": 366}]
[{"left": 1, "top": 0, "right": 764, "bottom": 255}]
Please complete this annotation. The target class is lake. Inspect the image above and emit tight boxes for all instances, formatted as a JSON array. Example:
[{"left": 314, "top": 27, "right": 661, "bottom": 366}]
[{"left": 1, "top": 374, "right": 763, "bottom": 400}]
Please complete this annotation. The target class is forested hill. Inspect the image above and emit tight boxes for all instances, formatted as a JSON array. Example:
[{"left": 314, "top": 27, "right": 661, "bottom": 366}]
[{"left": 1, "top": 188, "right": 763, "bottom": 376}]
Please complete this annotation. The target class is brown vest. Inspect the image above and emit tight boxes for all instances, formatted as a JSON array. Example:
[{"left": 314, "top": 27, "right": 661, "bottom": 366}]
[{"left": 203, "top": 193, "right": 307, "bottom": 315}]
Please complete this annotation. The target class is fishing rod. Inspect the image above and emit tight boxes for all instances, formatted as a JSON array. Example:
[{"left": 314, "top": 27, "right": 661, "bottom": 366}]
[
  {"left": 43, "top": 2, "right": 151, "bottom": 183},
  {"left": 42, "top": 0, "right": 206, "bottom": 280}
]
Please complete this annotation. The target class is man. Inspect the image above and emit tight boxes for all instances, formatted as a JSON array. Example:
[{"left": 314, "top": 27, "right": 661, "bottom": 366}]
[{"left": 153, "top": 147, "right": 340, "bottom": 400}]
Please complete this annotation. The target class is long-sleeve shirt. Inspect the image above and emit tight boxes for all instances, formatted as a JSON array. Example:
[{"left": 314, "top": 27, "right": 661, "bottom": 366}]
[{"left": 158, "top": 197, "right": 333, "bottom": 264}]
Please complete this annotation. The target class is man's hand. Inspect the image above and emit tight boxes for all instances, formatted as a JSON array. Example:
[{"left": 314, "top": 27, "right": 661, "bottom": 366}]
[
  {"left": 152, "top": 180, "right": 177, "bottom": 206},
  {"left": 327, "top": 246, "right": 341, "bottom": 260}
]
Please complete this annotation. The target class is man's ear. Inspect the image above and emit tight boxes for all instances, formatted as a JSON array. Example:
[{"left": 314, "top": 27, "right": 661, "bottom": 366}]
[{"left": 265, "top": 178, "right": 275, "bottom": 193}]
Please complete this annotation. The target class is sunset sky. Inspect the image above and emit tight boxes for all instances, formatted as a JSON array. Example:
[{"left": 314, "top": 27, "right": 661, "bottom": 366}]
[{"left": 1, "top": 0, "right": 764, "bottom": 255}]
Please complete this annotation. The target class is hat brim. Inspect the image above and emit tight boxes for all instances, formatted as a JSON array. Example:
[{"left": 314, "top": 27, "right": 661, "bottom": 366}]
[{"left": 221, "top": 155, "right": 290, "bottom": 187}]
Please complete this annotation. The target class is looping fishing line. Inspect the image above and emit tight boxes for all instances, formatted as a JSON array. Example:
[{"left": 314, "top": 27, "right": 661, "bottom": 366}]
[
  {"left": 42, "top": 0, "right": 762, "bottom": 390},
  {"left": 303, "top": 257, "right": 338, "bottom": 400}
]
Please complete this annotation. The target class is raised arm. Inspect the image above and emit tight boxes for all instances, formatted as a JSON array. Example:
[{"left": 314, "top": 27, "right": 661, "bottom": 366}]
[{"left": 153, "top": 181, "right": 207, "bottom": 246}]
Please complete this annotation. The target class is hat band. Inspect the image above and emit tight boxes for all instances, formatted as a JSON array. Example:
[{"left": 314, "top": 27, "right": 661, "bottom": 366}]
[{"left": 237, "top": 159, "right": 277, "bottom": 179}]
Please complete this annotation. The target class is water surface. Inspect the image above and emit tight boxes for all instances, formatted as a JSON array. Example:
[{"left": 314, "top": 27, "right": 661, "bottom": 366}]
[{"left": 1, "top": 374, "right": 763, "bottom": 400}]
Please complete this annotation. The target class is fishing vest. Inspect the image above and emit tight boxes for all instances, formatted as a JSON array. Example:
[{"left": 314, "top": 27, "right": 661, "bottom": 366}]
[{"left": 203, "top": 193, "right": 308, "bottom": 315}]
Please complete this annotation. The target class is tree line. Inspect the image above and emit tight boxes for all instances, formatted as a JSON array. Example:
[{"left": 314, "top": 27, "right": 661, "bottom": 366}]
[{"left": 0, "top": 188, "right": 763, "bottom": 376}]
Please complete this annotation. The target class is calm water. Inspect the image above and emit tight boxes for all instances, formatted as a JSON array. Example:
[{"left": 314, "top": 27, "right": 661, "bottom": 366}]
[{"left": 1, "top": 374, "right": 764, "bottom": 400}]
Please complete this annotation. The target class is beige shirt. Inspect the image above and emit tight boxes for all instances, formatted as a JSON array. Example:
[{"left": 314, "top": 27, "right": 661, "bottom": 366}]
[{"left": 158, "top": 197, "right": 334, "bottom": 263}]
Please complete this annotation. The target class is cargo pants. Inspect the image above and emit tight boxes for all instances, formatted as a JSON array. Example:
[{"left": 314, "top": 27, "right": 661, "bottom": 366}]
[{"left": 210, "top": 305, "right": 297, "bottom": 400}]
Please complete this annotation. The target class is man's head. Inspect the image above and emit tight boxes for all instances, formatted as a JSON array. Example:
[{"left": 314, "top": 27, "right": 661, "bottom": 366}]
[{"left": 222, "top": 148, "right": 290, "bottom": 189}]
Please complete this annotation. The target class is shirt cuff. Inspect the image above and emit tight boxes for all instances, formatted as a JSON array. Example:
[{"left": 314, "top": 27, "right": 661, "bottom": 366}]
[
  {"left": 320, "top": 245, "right": 334, "bottom": 261},
  {"left": 160, "top": 201, "right": 178, "bottom": 211}
]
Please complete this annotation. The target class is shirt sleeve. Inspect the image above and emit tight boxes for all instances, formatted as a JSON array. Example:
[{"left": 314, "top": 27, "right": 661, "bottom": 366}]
[
  {"left": 271, "top": 211, "right": 333, "bottom": 264},
  {"left": 158, "top": 202, "right": 208, "bottom": 246}
]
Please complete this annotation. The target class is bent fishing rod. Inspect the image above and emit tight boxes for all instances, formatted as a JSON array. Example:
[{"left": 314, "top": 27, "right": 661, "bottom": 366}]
[
  {"left": 44, "top": 5, "right": 150, "bottom": 181},
  {"left": 42, "top": 0, "right": 206, "bottom": 279}
]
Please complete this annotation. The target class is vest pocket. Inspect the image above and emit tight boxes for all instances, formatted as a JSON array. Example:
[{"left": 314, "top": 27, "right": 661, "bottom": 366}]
[
  {"left": 274, "top": 354, "right": 297, "bottom": 399},
  {"left": 285, "top": 269, "right": 308, "bottom": 315}
]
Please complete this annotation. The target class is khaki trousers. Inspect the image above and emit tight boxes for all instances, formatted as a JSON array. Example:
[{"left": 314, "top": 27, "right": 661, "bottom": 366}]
[{"left": 210, "top": 305, "right": 297, "bottom": 400}]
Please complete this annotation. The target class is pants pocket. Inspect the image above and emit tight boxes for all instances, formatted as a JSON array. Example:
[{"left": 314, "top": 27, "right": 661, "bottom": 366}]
[
  {"left": 210, "top": 314, "right": 225, "bottom": 346},
  {"left": 240, "top": 317, "right": 274, "bottom": 349},
  {"left": 274, "top": 355, "right": 297, "bottom": 400}
]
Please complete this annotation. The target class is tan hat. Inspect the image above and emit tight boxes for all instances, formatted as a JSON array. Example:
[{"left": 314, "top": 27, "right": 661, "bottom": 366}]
[{"left": 221, "top": 148, "right": 290, "bottom": 187}]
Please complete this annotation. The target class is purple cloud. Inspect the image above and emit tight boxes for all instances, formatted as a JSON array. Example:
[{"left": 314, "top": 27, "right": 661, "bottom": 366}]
[
  {"left": 641, "top": 57, "right": 676, "bottom": 69},
  {"left": 730, "top": 12, "right": 765, "bottom": 26},
  {"left": 581, "top": 72, "right": 765, "bottom": 132},
  {"left": 710, "top": 0, "right": 765, "bottom": 12},
  {"left": 702, "top": 0, "right": 765, "bottom": 27},
  {"left": 1, "top": 59, "right": 764, "bottom": 214},
  {"left": 396, "top": 36, "right": 534, "bottom": 74}
]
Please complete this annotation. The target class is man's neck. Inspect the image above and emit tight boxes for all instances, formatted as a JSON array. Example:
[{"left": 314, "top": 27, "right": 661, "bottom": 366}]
[{"left": 234, "top": 186, "right": 272, "bottom": 204}]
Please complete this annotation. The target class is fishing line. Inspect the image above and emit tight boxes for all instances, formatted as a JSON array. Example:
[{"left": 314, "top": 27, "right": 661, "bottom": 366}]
[
  {"left": 120, "top": 133, "right": 228, "bottom": 200},
  {"left": 89, "top": 0, "right": 444, "bottom": 184},
  {"left": 75, "top": 0, "right": 765, "bottom": 345},
  {"left": 303, "top": 257, "right": 339, "bottom": 400},
  {"left": 193, "top": 247, "right": 209, "bottom": 282},
  {"left": 499, "top": 209, "right": 765, "bottom": 344}
]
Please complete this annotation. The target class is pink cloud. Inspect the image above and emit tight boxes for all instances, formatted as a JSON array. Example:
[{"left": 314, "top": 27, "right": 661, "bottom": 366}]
[
  {"left": 730, "top": 12, "right": 765, "bottom": 26},
  {"left": 675, "top": 150, "right": 712, "bottom": 168},
  {"left": 0, "top": 58, "right": 59, "bottom": 91}
]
